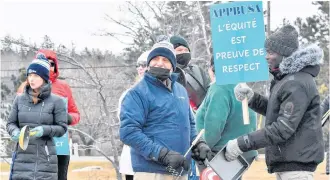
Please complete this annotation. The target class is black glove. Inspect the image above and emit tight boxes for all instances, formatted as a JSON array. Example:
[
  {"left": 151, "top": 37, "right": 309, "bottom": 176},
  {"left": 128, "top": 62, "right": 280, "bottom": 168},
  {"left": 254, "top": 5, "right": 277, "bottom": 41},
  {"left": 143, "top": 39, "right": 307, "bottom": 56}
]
[
  {"left": 191, "top": 140, "right": 214, "bottom": 163},
  {"left": 67, "top": 114, "right": 73, "bottom": 125},
  {"left": 158, "top": 148, "right": 190, "bottom": 171}
]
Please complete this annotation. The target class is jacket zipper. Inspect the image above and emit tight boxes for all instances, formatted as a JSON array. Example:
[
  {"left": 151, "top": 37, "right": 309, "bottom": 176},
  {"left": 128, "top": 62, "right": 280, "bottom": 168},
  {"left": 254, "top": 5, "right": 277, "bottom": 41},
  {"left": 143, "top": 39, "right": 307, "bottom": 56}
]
[
  {"left": 33, "top": 101, "right": 44, "bottom": 180},
  {"left": 45, "top": 144, "right": 50, "bottom": 162},
  {"left": 278, "top": 146, "right": 282, "bottom": 154}
]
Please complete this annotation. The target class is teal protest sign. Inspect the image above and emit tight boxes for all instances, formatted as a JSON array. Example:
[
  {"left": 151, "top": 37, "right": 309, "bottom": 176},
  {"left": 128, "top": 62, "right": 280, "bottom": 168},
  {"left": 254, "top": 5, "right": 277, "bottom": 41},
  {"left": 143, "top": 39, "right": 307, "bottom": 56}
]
[
  {"left": 210, "top": 1, "right": 269, "bottom": 85},
  {"left": 53, "top": 132, "right": 70, "bottom": 155},
  {"left": 53, "top": 98, "right": 70, "bottom": 155}
]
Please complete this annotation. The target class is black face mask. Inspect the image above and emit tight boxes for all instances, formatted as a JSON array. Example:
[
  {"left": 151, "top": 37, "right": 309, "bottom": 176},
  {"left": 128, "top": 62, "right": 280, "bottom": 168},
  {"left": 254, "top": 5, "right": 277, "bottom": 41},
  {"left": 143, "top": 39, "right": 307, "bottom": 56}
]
[
  {"left": 148, "top": 67, "right": 171, "bottom": 81},
  {"left": 176, "top": 53, "right": 191, "bottom": 68}
]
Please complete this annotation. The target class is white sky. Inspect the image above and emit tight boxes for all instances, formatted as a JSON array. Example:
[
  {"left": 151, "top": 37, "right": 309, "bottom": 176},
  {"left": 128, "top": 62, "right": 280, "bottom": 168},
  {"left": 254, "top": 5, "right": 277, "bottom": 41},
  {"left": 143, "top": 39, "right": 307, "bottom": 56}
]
[{"left": 0, "top": 0, "right": 319, "bottom": 55}]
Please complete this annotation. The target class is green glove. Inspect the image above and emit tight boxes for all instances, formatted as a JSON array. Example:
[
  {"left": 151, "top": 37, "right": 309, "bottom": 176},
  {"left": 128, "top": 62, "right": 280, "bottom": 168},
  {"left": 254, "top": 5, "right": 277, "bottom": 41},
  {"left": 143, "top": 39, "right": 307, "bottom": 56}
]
[
  {"left": 30, "top": 126, "right": 44, "bottom": 138},
  {"left": 10, "top": 129, "right": 20, "bottom": 142}
]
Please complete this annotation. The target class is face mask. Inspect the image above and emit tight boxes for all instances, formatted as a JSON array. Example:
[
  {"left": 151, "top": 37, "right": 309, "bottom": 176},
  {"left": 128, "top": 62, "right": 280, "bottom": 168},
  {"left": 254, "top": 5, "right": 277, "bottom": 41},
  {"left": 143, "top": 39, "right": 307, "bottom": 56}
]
[
  {"left": 176, "top": 53, "right": 191, "bottom": 68},
  {"left": 148, "top": 67, "right": 171, "bottom": 81}
]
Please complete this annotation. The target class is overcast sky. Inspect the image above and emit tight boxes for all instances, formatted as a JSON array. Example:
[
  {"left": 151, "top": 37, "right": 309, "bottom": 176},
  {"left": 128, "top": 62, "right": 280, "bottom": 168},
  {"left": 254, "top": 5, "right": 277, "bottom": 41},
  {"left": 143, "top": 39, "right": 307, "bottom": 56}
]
[{"left": 1, "top": 0, "right": 319, "bottom": 54}]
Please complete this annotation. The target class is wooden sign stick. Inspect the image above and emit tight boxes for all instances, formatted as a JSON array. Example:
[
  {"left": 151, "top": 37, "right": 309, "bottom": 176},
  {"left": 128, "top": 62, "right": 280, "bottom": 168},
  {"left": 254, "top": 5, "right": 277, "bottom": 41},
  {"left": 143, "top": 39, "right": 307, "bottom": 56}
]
[{"left": 240, "top": 83, "right": 250, "bottom": 125}]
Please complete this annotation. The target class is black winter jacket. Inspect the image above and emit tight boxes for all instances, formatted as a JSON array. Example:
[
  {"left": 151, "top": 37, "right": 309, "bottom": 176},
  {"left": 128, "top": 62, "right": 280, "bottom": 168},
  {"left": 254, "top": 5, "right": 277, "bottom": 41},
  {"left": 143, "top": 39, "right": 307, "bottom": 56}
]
[
  {"left": 6, "top": 83, "right": 67, "bottom": 180},
  {"left": 175, "top": 64, "right": 210, "bottom": 108},
  {"left": 237, "top": 44, "right": 325, "bottom": 173}
]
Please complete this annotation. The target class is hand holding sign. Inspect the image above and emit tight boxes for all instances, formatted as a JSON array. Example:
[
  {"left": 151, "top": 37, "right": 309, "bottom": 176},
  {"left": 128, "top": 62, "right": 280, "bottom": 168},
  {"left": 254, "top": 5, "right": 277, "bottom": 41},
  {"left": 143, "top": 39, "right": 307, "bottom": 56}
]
[
  {"left": 233, "top": 83, "right": 254, "bottom": 102},
  {"left": 234, "top": 83, "right": 254, "bottom": 124}
]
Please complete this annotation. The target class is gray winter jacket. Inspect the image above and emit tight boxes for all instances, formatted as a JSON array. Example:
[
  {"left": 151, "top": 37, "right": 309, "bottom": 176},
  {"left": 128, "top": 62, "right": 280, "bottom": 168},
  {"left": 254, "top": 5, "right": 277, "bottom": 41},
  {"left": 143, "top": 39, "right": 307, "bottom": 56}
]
[
  {"left": 6, "top": 83, "right": 67, "bottom": 180},
  {"left": 237, "top": 44, "right": 325, "bottom": 173},
  {"left": 321, "top": 95, "right": 329, "bottom": 151}
]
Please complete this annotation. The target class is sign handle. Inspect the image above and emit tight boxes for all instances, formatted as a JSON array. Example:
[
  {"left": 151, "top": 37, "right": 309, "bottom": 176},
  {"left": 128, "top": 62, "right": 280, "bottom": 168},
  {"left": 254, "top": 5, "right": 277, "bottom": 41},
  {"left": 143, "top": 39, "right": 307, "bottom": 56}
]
[
  {"left": 184, "top": 129, "right": 205, "bottom": 157},
  {"left": 242, "top": 98, "right": 250, "bottom": 124},
  {"left": 240, "top": 83, "right": 250, "bottom": 125}
]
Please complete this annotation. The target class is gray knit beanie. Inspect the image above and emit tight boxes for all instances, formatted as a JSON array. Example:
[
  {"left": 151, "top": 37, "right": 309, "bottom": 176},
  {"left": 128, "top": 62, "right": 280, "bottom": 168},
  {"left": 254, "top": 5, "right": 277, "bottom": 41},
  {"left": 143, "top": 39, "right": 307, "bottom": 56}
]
[{"left": 265, "top": 25, "right": 299, "bottom": 57}]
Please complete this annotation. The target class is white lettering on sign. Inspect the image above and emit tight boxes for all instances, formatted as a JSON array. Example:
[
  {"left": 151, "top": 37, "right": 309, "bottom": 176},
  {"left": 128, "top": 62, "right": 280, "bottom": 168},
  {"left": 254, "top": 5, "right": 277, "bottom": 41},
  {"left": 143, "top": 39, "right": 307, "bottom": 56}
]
[
  {"left": 218, "top": 20, "right": 257, "bottom": 32},
  {"left": 216, "top": 50, "right": 250, "bottom": 60},
  {"left": 252, "top": 48, "right": 264, "bottom": 56},
  {"left": 216, "top": 48, "right": 264, "bottom": 60},
  {"left": 222, "top": 63, "right": 260, "bottom": 73},
  {"left": 231, "top": 36, "right": 247, "bottom": 44}
]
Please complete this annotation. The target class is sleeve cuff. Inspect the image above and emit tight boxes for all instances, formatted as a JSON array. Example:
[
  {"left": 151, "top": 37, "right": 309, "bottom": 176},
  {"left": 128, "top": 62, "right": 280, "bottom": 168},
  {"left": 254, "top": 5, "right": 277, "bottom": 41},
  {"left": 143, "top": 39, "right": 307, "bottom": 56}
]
[
  {"left": 149, "top": 146, "right": 162, "bottom": 161},
  {"left": 42, "top": 125, "right": 52, "bottom": 136},
  {"left": 248, "top": 93, "right": 258, "bottom": 105},
  {"left": 237, "top": 135, "right": 250, "bottom": 152}
]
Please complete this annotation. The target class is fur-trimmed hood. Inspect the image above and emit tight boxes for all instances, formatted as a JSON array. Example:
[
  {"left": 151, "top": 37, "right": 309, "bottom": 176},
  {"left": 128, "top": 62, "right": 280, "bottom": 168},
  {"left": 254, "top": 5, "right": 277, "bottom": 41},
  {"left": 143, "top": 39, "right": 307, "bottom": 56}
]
[{"left": 279, "top": 44, "right": 323, "bottom": 75}]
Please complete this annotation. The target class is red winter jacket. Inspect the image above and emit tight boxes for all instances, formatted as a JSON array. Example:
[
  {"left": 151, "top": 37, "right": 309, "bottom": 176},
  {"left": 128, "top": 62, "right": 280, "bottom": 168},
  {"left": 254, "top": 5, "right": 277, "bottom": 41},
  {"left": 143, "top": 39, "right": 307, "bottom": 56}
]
[{"left": 17, "top": 49, "right": 80, "bottom": 126}]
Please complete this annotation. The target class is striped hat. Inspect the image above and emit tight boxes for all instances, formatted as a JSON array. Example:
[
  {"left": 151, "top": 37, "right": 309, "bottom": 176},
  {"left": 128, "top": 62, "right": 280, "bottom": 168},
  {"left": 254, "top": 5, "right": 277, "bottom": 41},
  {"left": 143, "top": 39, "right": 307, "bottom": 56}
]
[{"left": 26, "top": 52, "right": 50, "bottom": 81}]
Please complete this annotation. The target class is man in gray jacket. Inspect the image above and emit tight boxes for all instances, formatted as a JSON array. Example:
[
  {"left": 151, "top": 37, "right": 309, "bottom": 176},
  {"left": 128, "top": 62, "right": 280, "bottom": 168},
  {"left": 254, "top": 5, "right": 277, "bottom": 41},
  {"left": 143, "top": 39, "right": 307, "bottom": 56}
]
[{"left": 225, "top": 25, "right": 325, "bottom": 180}]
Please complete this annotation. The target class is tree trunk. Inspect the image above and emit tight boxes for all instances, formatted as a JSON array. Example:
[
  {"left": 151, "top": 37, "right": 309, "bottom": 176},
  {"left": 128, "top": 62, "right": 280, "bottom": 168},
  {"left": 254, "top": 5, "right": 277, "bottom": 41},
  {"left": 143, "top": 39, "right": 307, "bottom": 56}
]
[
  {"left": 267, "top": 1, "right": 271, "bottom": 36},
  {"left": 99, "top": 91, "right": 121, "bottom": 180},
  {"left": 197, "top": 1, "right": 211, "bottom": 57}
]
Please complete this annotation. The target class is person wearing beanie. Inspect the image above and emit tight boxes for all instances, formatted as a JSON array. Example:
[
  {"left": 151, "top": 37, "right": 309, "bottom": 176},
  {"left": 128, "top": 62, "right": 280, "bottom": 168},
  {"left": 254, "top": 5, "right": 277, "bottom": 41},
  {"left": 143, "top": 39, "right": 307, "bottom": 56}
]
[
  {"left": 7, "top": 53, "right": 67, "bottom": 180},
  {"left": 226, "top": 24, "right": 324, "bottom": 179},
  {"left": 17, "top": 49, "right": 80, "bottom": 180},
  {"left": 120, "top": 41, "right": 199, "bottom": 180},
  {"left": 194, "top": 56, "right": 258, "bottom": 179},
  {"left": 136, "top": 50, "right": 150, "bottom": 78},
  {"left": 170, "top": 35, "right": 210, "bottom": 111},
  {"left": 118, "top": 50, "right": 150, "bottom": 180}
]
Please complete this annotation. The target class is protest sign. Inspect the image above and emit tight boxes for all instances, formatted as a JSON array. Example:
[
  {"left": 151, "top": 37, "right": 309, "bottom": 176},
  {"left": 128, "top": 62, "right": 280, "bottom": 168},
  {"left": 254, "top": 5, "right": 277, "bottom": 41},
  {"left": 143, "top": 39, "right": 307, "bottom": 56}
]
[
  {"left": 210, "top": 1, "right": 268, "bottom": 124},
  {"left": 210, "top": 1, "right": 268, "bottom": 85},
  {"left": 53, "top": 98, "right": 70, "bottom": 155}
]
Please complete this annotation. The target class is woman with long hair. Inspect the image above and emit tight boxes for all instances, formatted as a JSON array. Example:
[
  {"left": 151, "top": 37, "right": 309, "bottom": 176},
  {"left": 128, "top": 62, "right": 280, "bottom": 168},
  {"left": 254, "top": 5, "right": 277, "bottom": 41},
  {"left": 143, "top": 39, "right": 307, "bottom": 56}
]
[{"left": 6, "top": 53, "right": 67, "bottom": 180}]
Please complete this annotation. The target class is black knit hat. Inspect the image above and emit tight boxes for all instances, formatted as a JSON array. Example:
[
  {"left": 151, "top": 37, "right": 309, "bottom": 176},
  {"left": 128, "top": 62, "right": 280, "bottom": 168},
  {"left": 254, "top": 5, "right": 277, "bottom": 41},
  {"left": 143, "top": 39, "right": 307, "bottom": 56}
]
[
  {"left": 170, "top": 35, "right": 190, "bottom": 52},
  {"left": 265, "top": 25, "right": 299, "bottom": 57}
]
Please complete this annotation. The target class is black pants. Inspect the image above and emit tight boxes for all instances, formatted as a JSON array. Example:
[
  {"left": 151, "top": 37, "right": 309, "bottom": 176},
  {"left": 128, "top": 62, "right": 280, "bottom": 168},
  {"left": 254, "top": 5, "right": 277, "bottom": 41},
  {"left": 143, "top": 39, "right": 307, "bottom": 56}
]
[
  {"left": 125, "top": 175, "right": 134, "bottom": 180},
  {"left": 58, "top": 155, "right": 70, "bottom": 180}
]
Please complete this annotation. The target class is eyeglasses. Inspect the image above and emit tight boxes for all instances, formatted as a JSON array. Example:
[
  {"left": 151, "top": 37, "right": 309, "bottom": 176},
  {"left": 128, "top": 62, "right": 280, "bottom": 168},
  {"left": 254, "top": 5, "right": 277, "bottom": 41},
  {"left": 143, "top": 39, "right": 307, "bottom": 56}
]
[
  {"left": 136, "top": 63, "right": 147, "bottom": 68},
  {"left": 50, "top": 62, "right": 55, "bottom": 67}
]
